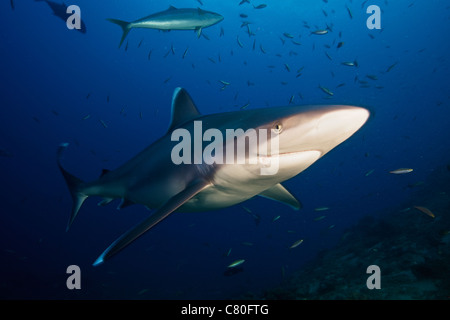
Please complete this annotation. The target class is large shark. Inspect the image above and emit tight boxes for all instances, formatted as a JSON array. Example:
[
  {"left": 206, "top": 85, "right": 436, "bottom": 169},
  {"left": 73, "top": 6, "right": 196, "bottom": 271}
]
[
  {"left": 107, "top": 6, "right": 224, "bottom": 47},
  {"left": 57, "top": 88, "right": 369, "bottom": 266}
]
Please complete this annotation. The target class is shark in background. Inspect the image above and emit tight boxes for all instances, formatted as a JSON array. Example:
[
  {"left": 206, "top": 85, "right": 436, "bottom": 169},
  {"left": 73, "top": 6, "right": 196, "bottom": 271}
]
[
  {"left": 35, "top": 0, "right": 87, "bottom": 33},
  {"left": 57, "top": 88, "right": 369, "bottom": 266},
  {"left": 107, "top": 6, "right": 224, "bottom": 47}
]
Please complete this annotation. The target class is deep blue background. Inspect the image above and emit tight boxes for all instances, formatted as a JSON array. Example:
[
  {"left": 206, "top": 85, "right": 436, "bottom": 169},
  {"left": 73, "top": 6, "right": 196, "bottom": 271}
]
[{"left": 1, "top": 0, "right": 449, "bottom": 299}]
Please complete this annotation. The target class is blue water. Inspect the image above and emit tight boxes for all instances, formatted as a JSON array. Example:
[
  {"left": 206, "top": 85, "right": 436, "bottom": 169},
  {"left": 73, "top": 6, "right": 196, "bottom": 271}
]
[{"left": 1, "top": 0, "right": 449, "bottom": 299}]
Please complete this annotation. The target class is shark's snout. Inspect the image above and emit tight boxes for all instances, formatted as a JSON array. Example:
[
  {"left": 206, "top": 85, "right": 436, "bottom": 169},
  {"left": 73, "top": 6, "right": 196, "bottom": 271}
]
[{"left": 298, "top": 105, "right": 370, "bottom": 156}]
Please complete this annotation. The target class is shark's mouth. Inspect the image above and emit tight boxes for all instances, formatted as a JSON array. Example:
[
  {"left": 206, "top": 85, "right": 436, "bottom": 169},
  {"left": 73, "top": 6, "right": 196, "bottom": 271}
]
[
  {"left": 256, "top": 150, "right": 322, "bottom": 175},
  {"left": 257, "top": 149, "right": 322, "bottom": 159}
]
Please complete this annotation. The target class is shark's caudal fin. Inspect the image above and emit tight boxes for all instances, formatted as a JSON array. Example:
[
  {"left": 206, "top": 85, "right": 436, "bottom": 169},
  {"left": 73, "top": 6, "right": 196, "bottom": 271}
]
[
  {"left": 106, "top": 18, "right": 131, "bottom": 48},
  {"left": 93, "top": 179, "right": 212, "bottom": 266},
  {"left": 57, "top": 143, "right": 88, "bottom": 231}
]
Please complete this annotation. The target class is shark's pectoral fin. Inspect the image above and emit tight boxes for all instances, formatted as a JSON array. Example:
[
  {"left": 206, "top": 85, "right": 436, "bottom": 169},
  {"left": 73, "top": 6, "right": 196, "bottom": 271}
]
[
  {"left": 93, "top": 179, "right": 212, "bottom": 266},
  {"left": 258, "top": 183, "right": 302, "bottom": 210},
  {"left": 196, "top": 27, "right": 202, "bottom": 38}
]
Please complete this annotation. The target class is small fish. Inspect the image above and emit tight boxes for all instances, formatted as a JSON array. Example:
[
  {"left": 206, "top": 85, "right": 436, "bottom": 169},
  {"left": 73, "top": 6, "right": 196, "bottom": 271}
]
[
  {"left": 240, "top": 102, "right": 250, "bottom": 110},
  {"left": 318, "top": 85, "right": 334, "bottom": 96},
  {"left": 314, "top": 215, "right": 326, "bottom": 221},
  {"left": 226, "top": 248, "right": 232, "bottom": 256},
  {"left": 99, "top": 120, "right": 108, "bottom": 128},
  {"left": 10, "top": 0, "right": 14, "bottom": 10},
  {"left": 241, "top": 241, "right": 253, "bottom": 246},
  {"left": 253, "top": 4, "right": 267, "bottom": 9},
  {"left": 82, "top": 114, "right": 91, "bottom": 120},
  {"left": 311, "top": 29, "right": 328, "bottom": 35},
  {"left": 325, "top": 52, "right": 332, "bottom": 61},
  {"left": 346, "top": 5, "right": 353, "bottom": 19},
  {"left": 148, "top": 49, "right": 153, "bottom": 60},
  {"left": 242, "top": 206, "right": 252, "bottom": 213},
  {"left": 272, "top": 215, "right": 281, "bottom": 222},
  {"left": 366, "top": 74, "right": 378, "bottom": 80},
  {"left": 337, "top": 41, "right": 344, "bottom": 48},
  {"left": 259, "top": 44, "right": 266, "bottom": 54},
  {"left": 228, "top": 259, "right": 245, "bottom": 268},
  {"left": 386, "top": 62, "right": 398, "bottom": 73},
  {"left": 239, "top": 0, "right": 250, "bottom": 5},
  {"left": 390, "top": 168, "right": 413, "bottom": 174},
  {"left": 289, "top": 95, "right": 295, "bottom": 104},
  {"left": 341, "top": 61, "right": 356, "bottom": 67},
  {"left": 314, "top": 207, "right": 329, "bottom": 212},
  {"left": 414, "top": 206, "right": 435, "bottom": 218},
  {"left": 219, "top": 80, "right": 230, "bottom": 86},
  {"left": 284, "top": 63, "right": 291, "bottom": 72},
  {"left": 365, "top": 169, "right": 375, "bottom": 176},
  {"left": 240, "top": 13, "right": 248, "bottom": 18},
  {"left": 289, "top": 239, "right": 304, "bottom": 249},
  {"left": 182, "top": 47, "right": 189, "bottom": 59},
  {"left": 283, "top": 32, "right": 294, "bottom": 39},
  {"left": 237, "top": 36, "right": 244, "bottom": 48}
]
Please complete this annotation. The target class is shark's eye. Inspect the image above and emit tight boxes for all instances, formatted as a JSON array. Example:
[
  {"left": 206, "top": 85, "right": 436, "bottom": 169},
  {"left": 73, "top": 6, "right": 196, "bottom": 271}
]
[{"left": 272, "top": 123, "right": 283, "bottom": 134}]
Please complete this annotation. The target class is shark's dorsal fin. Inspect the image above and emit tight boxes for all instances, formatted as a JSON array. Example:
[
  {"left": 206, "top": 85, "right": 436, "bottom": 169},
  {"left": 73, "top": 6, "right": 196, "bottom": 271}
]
[
  {"left": 259, "top": 184, "right": 302, "bottom": 210},
  {"left": 167, "top": 88, "right": 202, "bottom": 133},
  {"left": 168, "top": 5, "right": 177, "bottom": 10},
  {"left": 198, "top": 8, "right": 206, "bottom": 15}
]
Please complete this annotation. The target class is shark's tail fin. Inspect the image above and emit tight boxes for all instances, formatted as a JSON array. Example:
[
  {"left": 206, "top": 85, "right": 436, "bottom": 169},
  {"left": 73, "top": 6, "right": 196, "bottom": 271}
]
[
  {"left": 57, "top": 143, "right": 88, "bottom": 231},
  {"left": 106, "top": 18, "right": 132, "bottom": 48}
]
